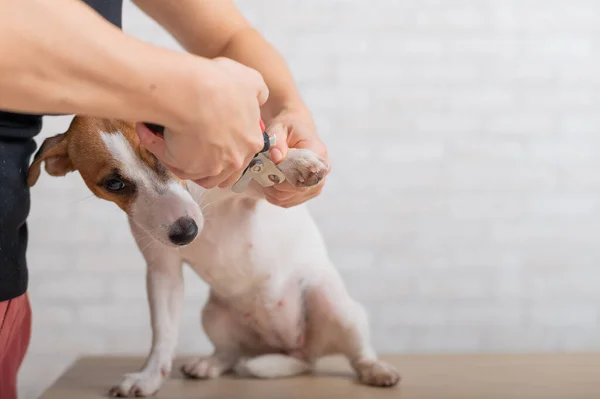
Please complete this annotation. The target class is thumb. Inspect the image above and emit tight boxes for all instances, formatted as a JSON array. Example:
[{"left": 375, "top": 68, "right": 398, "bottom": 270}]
[{"left": 266, "top": 122, "right": 289, "bottom": 165}]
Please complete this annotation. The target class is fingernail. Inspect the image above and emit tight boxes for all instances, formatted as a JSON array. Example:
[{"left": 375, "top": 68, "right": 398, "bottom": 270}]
[{"left": 270, "top": 148, "right": 283, "bottom": 163}]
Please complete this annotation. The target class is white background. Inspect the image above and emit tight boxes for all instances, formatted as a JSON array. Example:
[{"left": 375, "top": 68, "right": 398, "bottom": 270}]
[{"left": 19, "top": 0, "right": 600, "bottom": 397}]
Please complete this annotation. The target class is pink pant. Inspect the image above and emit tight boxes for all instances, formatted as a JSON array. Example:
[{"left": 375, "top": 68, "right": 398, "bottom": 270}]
[{"left": 0, "top": 293, "right": 32, "bottom": 399}]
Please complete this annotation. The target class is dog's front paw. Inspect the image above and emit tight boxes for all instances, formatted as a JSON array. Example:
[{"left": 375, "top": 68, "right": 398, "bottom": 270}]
[
  {"left": 355, "top": 360, "right": 401, "bottom": 388},
  {"left": 278, "top": 149, "right": 328, "bottom": 188},
  {"left": 108, "top": 371, "right": 165, "bottom": 397},
  {"left": 181, "top": 356, "right": 228, "bottom": 379}
]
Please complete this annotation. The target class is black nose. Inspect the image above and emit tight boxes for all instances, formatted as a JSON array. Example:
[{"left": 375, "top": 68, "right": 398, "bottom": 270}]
[{"left": 168, "top": 217, "right": 198, "bottom": 246}]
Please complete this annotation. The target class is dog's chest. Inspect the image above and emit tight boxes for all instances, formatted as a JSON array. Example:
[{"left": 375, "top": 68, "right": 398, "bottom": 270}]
[
  {"left": 180, "top": 196, "right": 274, "bottom": 294},
  {"left": 181, "top": 195, "right": 308, "bottom": 288}
]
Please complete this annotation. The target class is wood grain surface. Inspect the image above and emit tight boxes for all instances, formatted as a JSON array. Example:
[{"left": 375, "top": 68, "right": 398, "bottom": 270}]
[{"left": 40, "top": 353, "right": 600, "bottom": 399}]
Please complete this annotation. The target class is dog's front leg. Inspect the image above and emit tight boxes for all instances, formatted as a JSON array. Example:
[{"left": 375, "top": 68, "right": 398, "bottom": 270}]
[{"left": 110, "top": 236, "right": 184, "bottom": 397}]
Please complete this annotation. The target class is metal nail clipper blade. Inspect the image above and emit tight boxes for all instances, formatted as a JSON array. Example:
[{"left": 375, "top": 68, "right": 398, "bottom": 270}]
[{"left": 230, "top": 119, "right": 286, "bottom": 193}]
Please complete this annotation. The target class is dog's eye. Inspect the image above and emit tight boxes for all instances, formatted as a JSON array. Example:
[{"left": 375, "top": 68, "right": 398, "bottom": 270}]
[{"left": 104, "top": 178, "right": 126, "bottom": 192}]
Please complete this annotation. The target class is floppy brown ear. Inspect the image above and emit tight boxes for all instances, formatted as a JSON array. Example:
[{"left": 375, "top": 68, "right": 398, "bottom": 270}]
[{"left": 27, "top": 133, "right": 74, "bottom": 187}]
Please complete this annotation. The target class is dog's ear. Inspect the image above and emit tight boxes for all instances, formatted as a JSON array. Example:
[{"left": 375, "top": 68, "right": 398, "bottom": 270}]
[{"left": 27, "top": 133, "right": 73, "bottom": 187}]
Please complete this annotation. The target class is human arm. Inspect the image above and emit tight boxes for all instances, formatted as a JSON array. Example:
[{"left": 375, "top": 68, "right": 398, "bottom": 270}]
[
  {"left": 0, "top": 0, "right": 268, "bottom": 187},
  {"left": 132, "top": 0, "right": 330, "bottom": 205},
  {"left": 0, "top": 0, "right": 188, "bottom": 124}
]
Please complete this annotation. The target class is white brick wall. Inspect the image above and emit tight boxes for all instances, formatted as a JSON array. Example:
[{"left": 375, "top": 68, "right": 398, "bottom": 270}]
[{"left": 18, "top": 0, "right": 600, "bottom": 397}]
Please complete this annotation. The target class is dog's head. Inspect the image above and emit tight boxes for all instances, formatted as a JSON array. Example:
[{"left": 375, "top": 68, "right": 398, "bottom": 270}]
[{"left": 28, "top": 116, "right": 204, "bottom": 247}]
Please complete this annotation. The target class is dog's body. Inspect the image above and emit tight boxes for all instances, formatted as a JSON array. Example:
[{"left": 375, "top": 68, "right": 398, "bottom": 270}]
[{"left": 28, "top": 117, "right": 400, "bottom": 397}]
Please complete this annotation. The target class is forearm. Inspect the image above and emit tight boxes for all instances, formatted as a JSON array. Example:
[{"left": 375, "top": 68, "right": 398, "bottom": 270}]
[
  {"left": 0, "top": 0, "right": 199, "bottom": 127},
  {"left": 218, "top": 28, "right": 308, "bottom": 121},
  {"left": 131, "top": 0, "right": 307, "bottom": 122}
]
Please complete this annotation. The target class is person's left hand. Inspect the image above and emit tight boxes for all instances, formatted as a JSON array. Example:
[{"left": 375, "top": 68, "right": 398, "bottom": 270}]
[{"left": 262, "top": 108, "right": 330, "bottom": 208}]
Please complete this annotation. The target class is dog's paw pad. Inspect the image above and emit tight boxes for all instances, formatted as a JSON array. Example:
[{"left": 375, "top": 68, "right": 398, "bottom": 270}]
[
  {"left": 108, "top": 372, "right": 164, "bottom": 397},
  {"left": 279, "top": 149, "right": 328, "bottom": 188},
  {"left": 181, "top": 357, "right": 224, "bottom": 379},
  {"left": 356, "top": 360, "right": 401, "bottom": 388}
]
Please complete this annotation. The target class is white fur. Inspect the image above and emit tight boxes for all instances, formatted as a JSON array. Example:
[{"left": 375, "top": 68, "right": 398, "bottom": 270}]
[
  {"left": 95, "top": 145, "right": 401, "bottom": 397},
  {"left": 101, "top": 132, "right": 152, "bottom": 187},
  {"left": 234, "top": 354, "right": 311, "bottom": 378},
  {"left": 101, "top": 132, "right": 203, "bottom": 246}
]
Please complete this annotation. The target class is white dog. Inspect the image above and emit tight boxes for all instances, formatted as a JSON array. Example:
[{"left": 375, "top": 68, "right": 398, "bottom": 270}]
[{"left": 28, "top": 116, "right": 400, "bottom": 397}]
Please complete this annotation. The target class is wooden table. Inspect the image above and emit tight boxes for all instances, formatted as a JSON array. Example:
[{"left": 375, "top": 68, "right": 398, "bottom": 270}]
[{"left": 40, "top": 354, "right": 600, "bottom": 399}]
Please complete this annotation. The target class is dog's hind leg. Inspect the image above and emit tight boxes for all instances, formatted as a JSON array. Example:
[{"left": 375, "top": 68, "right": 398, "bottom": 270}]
[
  {"left": 181, "top": 292, "right": 245, "bottom": 379},
  {"left": 303, "top": 274, "right": 401, "bottom": 388},
  {"left": 337, "top": 299, "right": 400, "bottom": 387}
]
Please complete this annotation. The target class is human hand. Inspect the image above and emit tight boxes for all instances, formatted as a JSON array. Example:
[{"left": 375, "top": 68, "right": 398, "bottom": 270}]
[
  {"left": 136, "top": 57, "right": 269, "bottom": 188},
  {"left": 262, "top": 108, "right": 330, "bottom": 208}
]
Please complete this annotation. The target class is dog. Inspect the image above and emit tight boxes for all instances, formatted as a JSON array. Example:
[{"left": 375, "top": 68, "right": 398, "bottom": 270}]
[{"left": 28, "top": 116, "right": 400, "bottom": 397}]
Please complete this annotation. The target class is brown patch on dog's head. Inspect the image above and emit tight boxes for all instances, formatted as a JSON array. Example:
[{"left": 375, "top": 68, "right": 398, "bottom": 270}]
[
  {"left": 28, "top": 117, "right": 173, "bottom": 213},
  {"left": 28, "top": 116, "right": 204, "bottom": 246},
  {"left": 31, "top": 118, "right": 112, "bottom": 211}
]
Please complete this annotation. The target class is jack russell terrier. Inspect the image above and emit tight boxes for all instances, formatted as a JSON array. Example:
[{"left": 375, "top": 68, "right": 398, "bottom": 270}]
[{"left": 28, "top": 116, "right": 400, "bottom": 397}]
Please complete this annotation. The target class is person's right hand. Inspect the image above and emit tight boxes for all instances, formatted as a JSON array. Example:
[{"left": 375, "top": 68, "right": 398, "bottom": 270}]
[{"left": 136, "top": 57, "right": 269, "bottom": 189}]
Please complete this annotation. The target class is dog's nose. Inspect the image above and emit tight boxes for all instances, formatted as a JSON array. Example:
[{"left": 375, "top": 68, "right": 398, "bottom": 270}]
[{"left": 168, "top": 217, "right": 198, "bottom": 246}]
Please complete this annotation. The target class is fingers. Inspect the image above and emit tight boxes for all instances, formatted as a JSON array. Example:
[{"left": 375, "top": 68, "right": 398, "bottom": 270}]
[
  {"left": 136, "top": 57, "right": 269, "bottom": 189},
  {"left": 251, "top": 65, "right": 269, "bottom": 106},
  {"left": 263, "top": 188, "right": 295, "bottom": 203},
  {"left": 137, "top": 125, "right": 202, "bottom": 182},
  {"left": 193, "top": 168, "right": 232, "bottom": 189},
  {"left": 162, "top": 164, "right": 196, "bottom": 181},
  {"left": 256, "top": 80, "right": 269, "bottom": 106},
  {"left": 195, "top": 168, "right": 244, "bottom": 189},
  {"left": 263, "top": 177, "right": 325, "bottom": 208},
  {"left": 266, "top": 123, "right": 289, "bottom": 165},
  {"left": 263, "top": 181, "right": 307, "bottom": 195},
  {"left": 196, "top": 154, "right": 253, "bottom": 189},
  {"left": 269, "top": 147, "right": 284, "bottom": 164},
  {"left": 216, "top": 149, "right": 256, "bottom": 188},
  {"left": 261, "top": 119, "right": 327, "bottom": 206},
  {"left": 193, "top": 177, "right": 220, "bottom": 189},
  {"left": 137, "top": 121, "right": 255, "bottom": 189},
  {"left": 217, "top": 170, "right": 245, "bottom": 189},
  {"left": 265, "top": 185, "right": 323, "bottom": 208}
]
